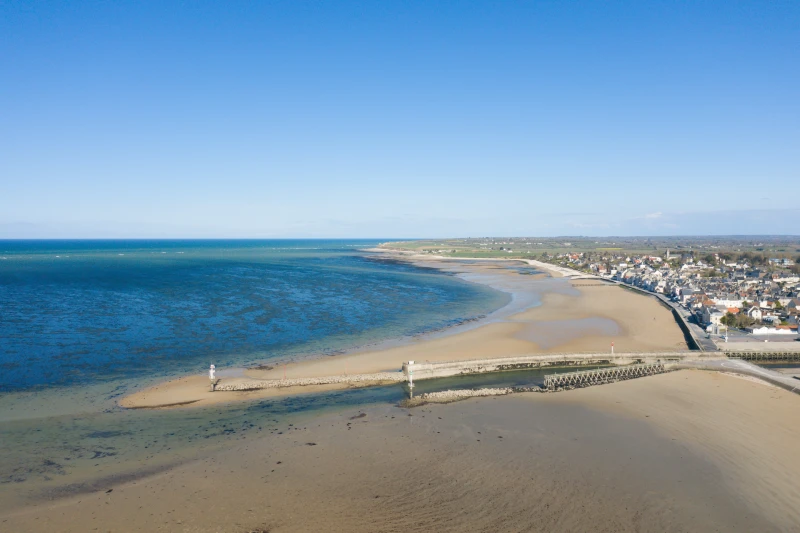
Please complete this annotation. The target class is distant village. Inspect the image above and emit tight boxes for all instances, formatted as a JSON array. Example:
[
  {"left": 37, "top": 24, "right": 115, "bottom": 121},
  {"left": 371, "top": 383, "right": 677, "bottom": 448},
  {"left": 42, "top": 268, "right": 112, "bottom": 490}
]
[
  {"left": 544, "top": 250, "right": 800, "bottom": 339},
  {"left": 402, "top": 237, "right": 800, "bottom": 341}
]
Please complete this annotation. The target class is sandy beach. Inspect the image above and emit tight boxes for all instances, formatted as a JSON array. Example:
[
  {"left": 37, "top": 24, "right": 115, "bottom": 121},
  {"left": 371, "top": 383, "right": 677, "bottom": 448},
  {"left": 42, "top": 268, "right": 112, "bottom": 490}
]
[
  {"left": 121, "top": 254, "right": 688, "bottom": 409},
  {"left": 6, "top": 370, "right": 799, "bottom": 532}
]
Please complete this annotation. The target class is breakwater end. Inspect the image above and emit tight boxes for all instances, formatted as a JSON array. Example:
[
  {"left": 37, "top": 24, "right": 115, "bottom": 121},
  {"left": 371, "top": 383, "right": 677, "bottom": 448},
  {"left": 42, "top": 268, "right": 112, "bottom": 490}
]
[{"left": 212, "top": 353, "right": 714, "bottom": 394}]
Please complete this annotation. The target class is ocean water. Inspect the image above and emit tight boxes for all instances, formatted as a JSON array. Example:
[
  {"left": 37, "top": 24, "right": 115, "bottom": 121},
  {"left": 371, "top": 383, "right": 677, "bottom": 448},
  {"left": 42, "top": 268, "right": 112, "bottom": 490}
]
[
  {"left": 0, "top": 240, "right": 508, "bottom": 392},
  {"left": 0, "top": 240, "right": 513, "bottom": 505}
]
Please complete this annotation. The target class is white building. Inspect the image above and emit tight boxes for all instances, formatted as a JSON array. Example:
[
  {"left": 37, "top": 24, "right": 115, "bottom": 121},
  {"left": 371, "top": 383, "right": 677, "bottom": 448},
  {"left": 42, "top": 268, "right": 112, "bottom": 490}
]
[
  {"left": 746, "top": 326, "right": 798, "bottom": 335},
  {"left": 745, "top": 306, "right": 763, "bottom": 321}
]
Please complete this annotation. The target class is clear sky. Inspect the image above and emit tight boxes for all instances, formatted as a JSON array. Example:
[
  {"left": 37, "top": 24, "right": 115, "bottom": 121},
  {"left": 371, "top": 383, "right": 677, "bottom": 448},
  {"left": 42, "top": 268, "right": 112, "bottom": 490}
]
[{"left": 2, "top": 1, "right": 798, "bottom": 238}]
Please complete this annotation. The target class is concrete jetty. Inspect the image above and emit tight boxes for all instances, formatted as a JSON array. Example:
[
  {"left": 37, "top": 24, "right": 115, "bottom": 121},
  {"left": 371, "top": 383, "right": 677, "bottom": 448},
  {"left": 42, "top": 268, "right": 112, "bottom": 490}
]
[
  {"left": 212, "top": 353, "right": 708, "bottom": 394},
  {"left": 209, "top": 349, "right": 800, "bottom": 396},
  {"left": 213, "top": 372, "right": 404, "bottom": 392}
]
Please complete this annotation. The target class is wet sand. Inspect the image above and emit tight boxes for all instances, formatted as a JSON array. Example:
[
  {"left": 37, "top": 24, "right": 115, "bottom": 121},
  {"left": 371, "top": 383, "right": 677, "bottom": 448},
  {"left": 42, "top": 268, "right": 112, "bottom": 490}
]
[
  {"left": 121, "top": 257, "right": 687, "bottom": 409},
  {"left": 6, "top": 370, "right": 799, "bottom": 532}
]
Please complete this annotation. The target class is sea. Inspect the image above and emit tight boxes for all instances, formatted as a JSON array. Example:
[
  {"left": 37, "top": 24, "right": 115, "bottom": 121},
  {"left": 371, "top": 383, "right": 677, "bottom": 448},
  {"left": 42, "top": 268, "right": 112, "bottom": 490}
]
[
  {"left": 0, "top": 239, "right": 512, "bottom": 392},
  {"left": 0, "top": 240, "right": 513, "bottom": 506}
]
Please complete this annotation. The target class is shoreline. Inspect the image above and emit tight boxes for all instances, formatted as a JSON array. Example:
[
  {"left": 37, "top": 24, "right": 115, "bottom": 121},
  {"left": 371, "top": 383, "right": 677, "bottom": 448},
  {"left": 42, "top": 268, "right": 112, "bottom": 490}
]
[{"left": 120, "top": 249, "right": 688, "bottom": 409}]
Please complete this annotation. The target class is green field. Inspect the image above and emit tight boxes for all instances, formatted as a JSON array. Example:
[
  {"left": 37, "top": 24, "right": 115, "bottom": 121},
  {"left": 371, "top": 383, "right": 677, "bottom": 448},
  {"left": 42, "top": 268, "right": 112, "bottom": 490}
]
[{"left": 382, "top": 237, "right": 800, "bottom": 265}]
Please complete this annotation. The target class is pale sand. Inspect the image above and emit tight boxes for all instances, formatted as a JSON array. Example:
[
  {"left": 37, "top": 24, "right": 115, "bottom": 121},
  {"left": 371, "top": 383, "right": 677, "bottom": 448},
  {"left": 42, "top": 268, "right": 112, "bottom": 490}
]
[
  {"left": 509, "top": 284, "right": 689, "bottom": 353},
  {"left": 7, "top": 371, "right": 799, "bottom": 532},
  {"left": 121, "top": 258, "right": 687, "bottom": 409},
  {"left": 557, "top": 369, "right": 800, "bottom": 530}
]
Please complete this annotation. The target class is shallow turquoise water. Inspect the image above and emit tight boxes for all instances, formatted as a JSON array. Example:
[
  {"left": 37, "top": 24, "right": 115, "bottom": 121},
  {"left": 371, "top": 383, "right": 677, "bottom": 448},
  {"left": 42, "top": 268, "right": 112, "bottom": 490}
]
[{"left": 0, "top": 366, "right": 594, "bottom": 494}]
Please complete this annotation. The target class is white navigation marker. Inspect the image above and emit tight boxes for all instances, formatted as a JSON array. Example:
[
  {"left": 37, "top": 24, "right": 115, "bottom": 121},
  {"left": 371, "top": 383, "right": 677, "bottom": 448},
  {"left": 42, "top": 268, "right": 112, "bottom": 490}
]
[{"left": 407, "top": 360, "right": 415, "bottom": 398}]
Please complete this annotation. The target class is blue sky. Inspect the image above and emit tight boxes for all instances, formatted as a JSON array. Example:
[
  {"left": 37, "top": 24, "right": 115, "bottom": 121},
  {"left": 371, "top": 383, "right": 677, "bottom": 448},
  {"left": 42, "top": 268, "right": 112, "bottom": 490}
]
[{"left": 2, "top": 1, "right": 798, "bottom": 238}]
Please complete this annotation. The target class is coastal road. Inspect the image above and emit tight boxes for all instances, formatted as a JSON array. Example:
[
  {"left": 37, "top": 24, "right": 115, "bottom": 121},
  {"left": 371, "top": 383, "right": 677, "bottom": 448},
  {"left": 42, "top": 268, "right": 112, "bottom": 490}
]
[{"left": 659, "top": 297, "right": 720, "bottom": 352}]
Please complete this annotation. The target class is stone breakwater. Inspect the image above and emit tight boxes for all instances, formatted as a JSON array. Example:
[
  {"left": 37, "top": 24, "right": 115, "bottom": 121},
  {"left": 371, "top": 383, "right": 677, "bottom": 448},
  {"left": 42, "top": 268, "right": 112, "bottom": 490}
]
[
  {"left": 401, "top": 386, "right": 544, "bottom": 407},
  {"left": 418, "top": 388, "right": 516, "bottom": 403},
  {"left": 214, "top": 372, "right": 405, "bottom": 391}
]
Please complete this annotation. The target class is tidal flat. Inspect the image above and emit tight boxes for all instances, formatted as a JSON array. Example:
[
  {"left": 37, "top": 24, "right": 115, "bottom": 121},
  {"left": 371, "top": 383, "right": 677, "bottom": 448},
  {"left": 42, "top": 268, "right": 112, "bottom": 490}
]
[{"left": 4, "top": 371, "right": 799, "bottom": 532}]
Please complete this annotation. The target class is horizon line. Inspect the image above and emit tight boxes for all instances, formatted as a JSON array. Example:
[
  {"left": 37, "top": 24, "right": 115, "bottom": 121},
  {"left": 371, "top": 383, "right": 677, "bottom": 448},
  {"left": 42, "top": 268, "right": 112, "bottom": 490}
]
[{"left": 2, "top": 235, "right": 800, "bottom": 241}]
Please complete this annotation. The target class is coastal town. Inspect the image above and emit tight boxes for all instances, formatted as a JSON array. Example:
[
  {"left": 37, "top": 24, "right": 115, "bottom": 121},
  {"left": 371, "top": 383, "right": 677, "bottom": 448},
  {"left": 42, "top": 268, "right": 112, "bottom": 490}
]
[{"left": 540, "top": 249, "right": 800, "bottom": 342}]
